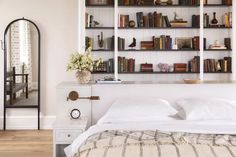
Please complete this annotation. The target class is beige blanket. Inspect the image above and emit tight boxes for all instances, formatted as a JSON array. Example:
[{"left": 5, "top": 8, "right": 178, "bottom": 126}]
[{"left": 74, "top": 130, "right": 236, "bottom": 157}]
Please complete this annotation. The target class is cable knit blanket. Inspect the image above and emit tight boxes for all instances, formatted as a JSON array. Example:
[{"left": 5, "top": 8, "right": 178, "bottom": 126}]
[{"left": 74, "top": 130, "right": 236, "bottom": 157}]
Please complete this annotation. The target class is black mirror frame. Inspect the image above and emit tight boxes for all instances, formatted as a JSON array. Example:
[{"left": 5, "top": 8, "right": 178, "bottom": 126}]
[{"left": 3, "top": 18, "right": 41, "bottom": 130}]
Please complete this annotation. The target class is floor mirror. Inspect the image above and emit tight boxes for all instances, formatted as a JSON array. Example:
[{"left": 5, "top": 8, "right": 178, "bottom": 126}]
[{"left": 3, "top": 18, "right": 41, "bottom": 130}]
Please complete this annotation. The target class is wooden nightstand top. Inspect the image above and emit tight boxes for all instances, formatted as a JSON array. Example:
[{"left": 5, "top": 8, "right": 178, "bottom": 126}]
[{"left": 53, "top": 116, "right": 88, "bottom": 130}]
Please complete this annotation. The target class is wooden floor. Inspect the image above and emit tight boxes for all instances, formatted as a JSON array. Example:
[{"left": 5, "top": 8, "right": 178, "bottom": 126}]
[{"left": 0, "top": 130, "right": 53, "bottom": 157}]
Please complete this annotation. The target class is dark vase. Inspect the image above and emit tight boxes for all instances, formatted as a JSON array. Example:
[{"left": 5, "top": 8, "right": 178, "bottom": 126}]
[{"left": 211, "top": 12, "right": 218, "bottom": 25}]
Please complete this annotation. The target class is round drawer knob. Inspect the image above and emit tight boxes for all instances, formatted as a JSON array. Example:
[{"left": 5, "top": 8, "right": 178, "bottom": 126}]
[{"left": 67, "top": 134, "right": 71, "bottom": 137}]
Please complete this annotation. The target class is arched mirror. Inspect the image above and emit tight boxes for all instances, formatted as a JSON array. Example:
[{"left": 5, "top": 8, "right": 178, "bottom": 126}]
[{"left": 3, "top": 18, "right": 40, "bottom": 130}]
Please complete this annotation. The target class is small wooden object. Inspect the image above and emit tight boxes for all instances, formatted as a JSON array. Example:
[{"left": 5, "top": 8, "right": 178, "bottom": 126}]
[{"left": 67, "top": 91, "right": 100, "bottom": 101}]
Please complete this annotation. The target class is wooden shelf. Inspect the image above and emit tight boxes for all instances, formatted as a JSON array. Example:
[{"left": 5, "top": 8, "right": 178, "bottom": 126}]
[
  {"left": 119, "top": 49, "right": 200, "bottom": 52},
  {"left": 92, "top": 72, "right": 114, "bottom": 74},
  {"left": 204, "top": 72, "right": 232, "bottom": 74},
  {"left": 86, "top": 27, "right": 114, "bottom": 29},
  {"left": 204, "top": 4, "right": 232, "bottom": 7},
  {"left": 204, "top": 27, "right": 232, "bottom": 29},
  {"left": 119, "top": 72, "right": 199, "bottom": 74},
  {"left": 5, "top": 105, "right": 39, "bottom": 109},
  {"left": 86, "top": 4, "right": 114, "bottom": 8},
  {"left": 118, "top": 27, "right": 199, "bottom": 29},
  {"left": 92, "top": 49, "right": 114, "bottom": 52},
  {"left": 204, "top": 49, "right": 232, "bottom": 51},
  {"left": 118, "top": 4, "right": 199, "bottom": 7}
]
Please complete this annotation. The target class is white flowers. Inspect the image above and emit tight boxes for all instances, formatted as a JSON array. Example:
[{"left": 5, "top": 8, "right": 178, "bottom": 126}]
[{"left": 67, "top": 48, "right": 102, "bottom": 72}]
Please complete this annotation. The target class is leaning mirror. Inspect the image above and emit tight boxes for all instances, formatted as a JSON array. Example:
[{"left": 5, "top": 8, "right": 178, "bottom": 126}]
[{"left": 4, "top": 18, "right": 40, "bottom": 130}]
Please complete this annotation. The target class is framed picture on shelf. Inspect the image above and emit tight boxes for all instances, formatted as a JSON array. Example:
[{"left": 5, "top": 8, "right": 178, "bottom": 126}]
[{"left": 176, "top": 37, "right": 192, "bottom": 50}]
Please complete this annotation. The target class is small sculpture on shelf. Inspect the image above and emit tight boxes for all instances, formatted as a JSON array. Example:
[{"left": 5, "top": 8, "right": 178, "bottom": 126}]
[
  {"left": 97, "top": 32, "right": 104, "bottom": 49},
  {"left": 137, "top": 0, "right": 144, "bottom": 5},
  {"left": 154, "top": 0, "right": 161, "bottom": 5},
  {"left": 129, "top": 20, "right": 136, "bottom": 28},
  {"left": 128, "top": 38, "right": 136, "bottom": 49},
  {"left": 158, "top": 63, "right": 173, "bottom": 72},
  {"left": 93, "top": 21, "right": 100, "bottom": 27},
  {"left": 174, "top": 12, "right": 183, "bottom": 21},
  {"left": 209, "top": 40, "right": 227, "bottom": 50},
  {"left": 211, "top": 12, "right": 218, "bottom": 25}
]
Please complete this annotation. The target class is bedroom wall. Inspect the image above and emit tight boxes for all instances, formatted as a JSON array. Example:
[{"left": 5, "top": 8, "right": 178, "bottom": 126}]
[{"left": 0, "top": 0, "right": 78, "bottom": 129}]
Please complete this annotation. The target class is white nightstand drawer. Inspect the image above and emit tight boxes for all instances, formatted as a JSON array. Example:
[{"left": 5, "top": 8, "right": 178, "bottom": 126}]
[{"left": 55, "top": 129, "right": 83, "bottom": 143}]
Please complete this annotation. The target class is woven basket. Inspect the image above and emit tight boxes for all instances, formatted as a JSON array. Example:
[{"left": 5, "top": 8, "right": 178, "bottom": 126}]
[{"left": 76, "top": 70, "right": 91, "bottom": 84}]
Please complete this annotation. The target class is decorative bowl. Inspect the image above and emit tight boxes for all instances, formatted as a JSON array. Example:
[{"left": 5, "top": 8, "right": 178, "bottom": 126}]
[{"left": 183, "top": 79, "right": 201, "bottom": 84}]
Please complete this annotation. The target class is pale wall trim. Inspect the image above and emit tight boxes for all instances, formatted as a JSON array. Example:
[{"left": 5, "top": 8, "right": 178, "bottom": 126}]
[{"left": 0, "top": 116, "right": 56, "bottom": 130}]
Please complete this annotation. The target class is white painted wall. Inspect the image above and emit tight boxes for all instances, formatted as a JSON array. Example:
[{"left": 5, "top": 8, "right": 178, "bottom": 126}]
[{"left": 0, "top": 0, "right": 78, "bottom": 129}]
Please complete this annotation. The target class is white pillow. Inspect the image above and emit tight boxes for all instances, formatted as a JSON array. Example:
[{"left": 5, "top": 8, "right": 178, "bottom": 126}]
[
  {"left": 97, "top": 97, "right": 177, "bottom": 124},
  {"left": 176, "top": 98, "right": 236, "bottom": 120}
]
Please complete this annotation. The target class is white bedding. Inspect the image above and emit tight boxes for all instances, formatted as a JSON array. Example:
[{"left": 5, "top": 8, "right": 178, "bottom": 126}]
[{"left": 65, "top": 120, "right": 236, "bottom": 157}]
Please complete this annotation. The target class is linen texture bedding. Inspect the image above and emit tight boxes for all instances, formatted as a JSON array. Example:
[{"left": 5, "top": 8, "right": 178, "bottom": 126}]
[{"left": 73, "top": 130, "right": 236, "bottom": 157}]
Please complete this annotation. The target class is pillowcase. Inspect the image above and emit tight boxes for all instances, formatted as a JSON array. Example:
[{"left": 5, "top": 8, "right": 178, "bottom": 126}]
[
  {"left": 97, "top": 97, "right": 177, "bottom": 124},
  {"left": 176, "top": 98, "right": 236, "bottom": 120}
]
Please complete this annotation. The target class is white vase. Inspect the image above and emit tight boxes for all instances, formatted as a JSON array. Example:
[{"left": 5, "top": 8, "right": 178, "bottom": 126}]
[{"left": 76, "top": 70, "right": 91, "bottom": 84}]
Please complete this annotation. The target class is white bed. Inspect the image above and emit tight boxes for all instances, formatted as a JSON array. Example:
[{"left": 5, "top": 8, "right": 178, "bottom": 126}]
[{"left": 65, "top": 97, "right": 236, "bottom": 157}]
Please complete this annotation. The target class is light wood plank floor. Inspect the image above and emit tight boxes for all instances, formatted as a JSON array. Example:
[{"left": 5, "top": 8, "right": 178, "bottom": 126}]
[{"left": 0, "top": 130, "right": 53, "bottom": 157}]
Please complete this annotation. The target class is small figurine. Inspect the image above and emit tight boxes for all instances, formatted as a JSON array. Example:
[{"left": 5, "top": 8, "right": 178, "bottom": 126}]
[
  {"left": 154, "top": 0, "right": 161, "bottom": 5},
  {"left": 97, "top": 32, "right": 104, "bottom": 48},
  {"left": 211, "top": 12, "right": 218, "bottom": 25},
  {"left": 129, "top": 20, "right": 136, "bottom": 28},
  {"left": 128, "top": 38, "right": 136, "bottom": 49},
  {"left": 137, "top": 0, "right": 144, "bottom": 5},
  {"left": 93, "top": 21, "right": 100, "bottom": 27},
  {"left": 174, "top": 12, "right": 183, "bottom": 21}
]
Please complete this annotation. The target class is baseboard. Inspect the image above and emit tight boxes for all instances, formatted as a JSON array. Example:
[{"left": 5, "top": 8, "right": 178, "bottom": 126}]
[{"left": 0, "top": 116, "right": 56, "bottom": 130}]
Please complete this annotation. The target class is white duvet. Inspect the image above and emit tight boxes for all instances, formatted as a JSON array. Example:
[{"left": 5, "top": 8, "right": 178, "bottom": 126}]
[{"left": 65, "top": 120, "right": 236, "bottom": 157}]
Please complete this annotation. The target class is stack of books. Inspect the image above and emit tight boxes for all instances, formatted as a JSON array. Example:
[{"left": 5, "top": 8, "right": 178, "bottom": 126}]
[
  {"left": 118, "top": 57, "right": 135, "bottom": 73},
  {"left": 174, "top": 63, "right": 187, "bottom": 72},
  {"left": 170, "top": 20, "right": 188, "bottom": 27},
  {"left": 188, "top": 56, "right": 200, "bottom": 72},
  {"left": 140, "top": 63, "right": 153, "bottom": 72},
  {"left": 204, "top": 57, "right": 232, "bottom": 73},
  {"left": 87, "top": 0, "right": 113, "bottom": 5},
  {"left": 141, "top": 41, "right": 154, "bottom": 50}
]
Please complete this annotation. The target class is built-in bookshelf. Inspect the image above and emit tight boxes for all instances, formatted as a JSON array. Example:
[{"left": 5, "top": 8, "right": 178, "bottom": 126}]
[{"left": 81, "top": 0, "right": 235, "bottom": 82}]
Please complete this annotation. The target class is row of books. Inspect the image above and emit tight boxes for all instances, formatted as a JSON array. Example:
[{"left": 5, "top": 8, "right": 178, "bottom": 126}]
[
  {"left": 204, "top": 57, "right": 232, "bottom": 73},
  {"left": 93, "top": 58, "right": 114, "bottom": 73},
  {"left": 192, "top": 15, "right": 200, "bottom": 28},
  {"left": 192, "top": 36, "right": 200, "bottom": 50},
  {"left": 188, "top": 56, "right": 200, "bottom": 72},
  {"left": 179, "top": 0, "right": 199, "bottom": 5},
  {"left": 86, "top": 0, "right": 113, "bottom": 5},
  {"left": 120, "top": 12, "right": 200, "bottom": 28},
  {"left": 118, "top": 37, "right": 125, "bottom": 50},
  {"left": 119, "top": 0, "right": 200, "bottom": 6},
  {"left": 118, "top": 57, "right": 135, "bottom": 73},
  {"left": 85, "top": 13, "right": 94, "bottom": 28},
  {"left": 153, "top": 35, "right": 172, "bottom": 50}
]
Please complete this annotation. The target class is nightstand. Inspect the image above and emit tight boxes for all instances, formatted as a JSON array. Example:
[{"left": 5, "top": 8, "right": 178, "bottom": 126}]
[{"left": 53, "top": 117, "right": 88, "bottom": 157}]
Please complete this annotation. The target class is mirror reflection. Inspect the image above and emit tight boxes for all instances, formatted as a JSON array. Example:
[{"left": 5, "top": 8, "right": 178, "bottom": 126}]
[{"left": 5, "top": 20, "right": 39, "bottom": 106}]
